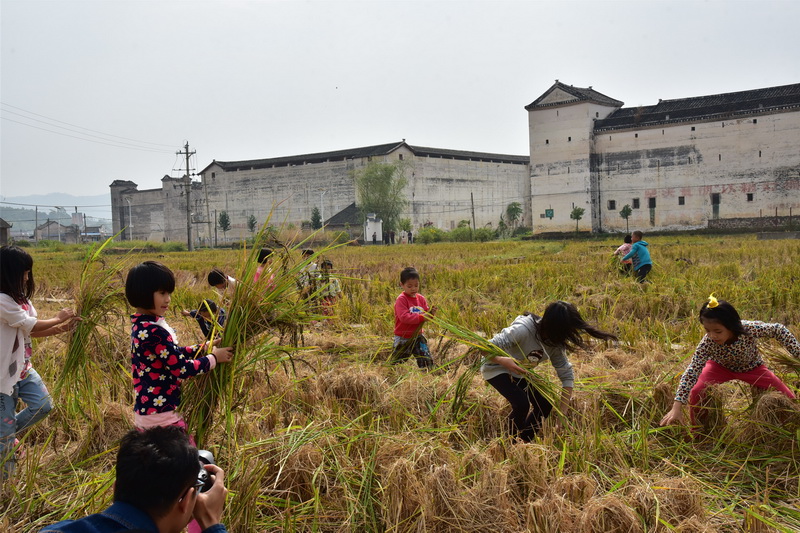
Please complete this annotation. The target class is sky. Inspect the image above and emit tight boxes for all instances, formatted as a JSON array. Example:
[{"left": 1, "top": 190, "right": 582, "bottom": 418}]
[{"left": 2, "top": 0, "right": 799, "bottom": 208}]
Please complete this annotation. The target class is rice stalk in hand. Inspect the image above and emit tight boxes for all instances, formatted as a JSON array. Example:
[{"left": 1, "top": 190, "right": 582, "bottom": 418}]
[
  {"left": 183, "top": 216, "right": 347, "bottom": 446},
  {"left": 425, "top": 314, "right": 560, "bottom": 424},
  {"left": 58, "top": 235, "right": 129, "bottom": 418}
]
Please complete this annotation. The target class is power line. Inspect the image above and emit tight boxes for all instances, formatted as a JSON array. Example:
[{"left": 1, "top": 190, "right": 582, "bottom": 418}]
[
  {"left": 1, "top": 117, "right": 174, "bottom": 154},
  {"left": 0, "top": 102, "right": 176, "bottom": 148},
  {"left": 0, "top": 200, "right": 112, "bottom": 209}
]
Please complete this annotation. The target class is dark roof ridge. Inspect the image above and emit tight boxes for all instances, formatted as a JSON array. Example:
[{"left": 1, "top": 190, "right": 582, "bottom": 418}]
[
  {"left": 526, "top": 80, "right": 624, "bottom": 110},
  {"left": 655, "top": 82, "right": 800, "bottom": 105}
]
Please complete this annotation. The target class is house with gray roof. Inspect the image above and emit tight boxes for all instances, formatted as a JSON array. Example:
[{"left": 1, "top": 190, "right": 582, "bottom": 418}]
[{"left": 527, "top": 81, "right": 800, "bottom": 232}]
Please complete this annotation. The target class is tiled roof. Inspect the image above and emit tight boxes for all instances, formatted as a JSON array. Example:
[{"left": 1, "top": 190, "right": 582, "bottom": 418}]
[
  {"left": 205, "top": 142, "right": 405, "bottom": 172},
  {"left": 325, "top": 202, "right": 361, "bottom": 226},
  {"left": 0, "top": 218, "right": 11, "bottom": 229},
  {"left": 525, "top": 81, "right": 624, "bottom": 110},
  {"left": 408, "top": 145, "right": 528, "bottom": 164},
  {"left": 595, "top": 83, "right": 800, "bottom": 131},
  {"left": 202, "top": 141, "right": 528, "bottom": 173}
]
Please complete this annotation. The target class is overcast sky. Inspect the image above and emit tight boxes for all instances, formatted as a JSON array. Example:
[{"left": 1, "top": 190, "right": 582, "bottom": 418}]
[{"left": 2, "top": 0, "right": 799, "bottom": 207}]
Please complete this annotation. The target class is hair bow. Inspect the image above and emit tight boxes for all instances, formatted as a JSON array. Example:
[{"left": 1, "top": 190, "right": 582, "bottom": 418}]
[{"left": 707, "top": 293, "right": 719, "bottom": 308}]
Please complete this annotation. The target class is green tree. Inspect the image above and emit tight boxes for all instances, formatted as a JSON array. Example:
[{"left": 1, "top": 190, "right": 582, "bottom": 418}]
[
  {"left": 398, "top": 218, "right": 412, "bottom": 232},
  {"left": 497, "top": 214, "right": 508, "bottom": 238},
  {"left": 218, "top": 210, "right": 231, "bottom": 241},
  {"left": 619, "top": 204, "right": 632, "bottom": 233},
  {"left": 353, "top": 162, "right": 408, "bottom": 232},
  {"left": 310, "top": 207, "right": 322, "bottom": 230},
  {"left": 570, "top": 206, "right": 585, "bottom": 232},
  {"left": 247, "top": 214, "right": 258, "bottom": 234},
  {"left": 505, "top": 202, "right": 522, "bottom": 230}
]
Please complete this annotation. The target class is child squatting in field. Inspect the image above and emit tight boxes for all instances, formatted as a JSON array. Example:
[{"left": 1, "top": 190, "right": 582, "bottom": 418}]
[
  {"left": 0, "top": 245, "right": 79, "bottom": 479},
  {"left": 182, "top": 299, "right": 227, "bottom": 340},
  {"left": 391, "top": 267, "right": 435, "bottom": 370},
  {"left": 125, "top": 261, "right": 234, "bottom": 438},
  {"left": 660, "top": 294, "right": 800, "bottom": 430},
  {"left": 481, "top": 301, "right": 617, "bottom": 442}
]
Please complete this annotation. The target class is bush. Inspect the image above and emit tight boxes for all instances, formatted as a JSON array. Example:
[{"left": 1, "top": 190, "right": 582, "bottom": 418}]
[
  {"left": 512, "top": 226, "right": 532, "bottom": 237},
  {"left": 473, "top": 227, "right": 496, "bottom": 242},
  {"left": 13, "top": 240, "right": 32, "bottom": 247},
  {"left": 163, "top": 242, "right": 187, "bottom": 252},
  {"left": 416, "top": 227, "right": 447, "bottom": 244},
  {"left": 449, "top": 226, "right": 473, "bottom": 242}
]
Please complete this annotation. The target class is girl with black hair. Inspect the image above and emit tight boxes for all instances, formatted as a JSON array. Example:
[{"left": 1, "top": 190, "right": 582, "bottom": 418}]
[
  {"left": 1, "top": 245, "right": 78, "bottom": 477},
  {"left": 125, "top": 261, "right": 233, "bottom": 439},
  {"left": 660, "top": 294, "right": 800, "bottom": 429},
  {"left": 481, "top": 301, "right": 617, "bottom": 442}
]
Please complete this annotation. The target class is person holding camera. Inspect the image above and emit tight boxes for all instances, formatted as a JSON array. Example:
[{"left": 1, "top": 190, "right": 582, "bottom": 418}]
[{"left": 39, "top": 426, "right": 229, "bottom": 533}]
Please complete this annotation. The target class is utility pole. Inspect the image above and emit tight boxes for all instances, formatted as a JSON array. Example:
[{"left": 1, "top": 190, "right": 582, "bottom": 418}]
[
  {"left": 176, "top": 142, "right": 196, "bottom": 251},
  {"left": 470, "top": 192, "right": 477, "bottom": 236}
]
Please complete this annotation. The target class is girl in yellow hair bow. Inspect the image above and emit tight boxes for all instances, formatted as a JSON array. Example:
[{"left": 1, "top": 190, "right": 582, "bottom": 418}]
[{"left": 660, "top": 294, "right": 800, "bottom": 431}]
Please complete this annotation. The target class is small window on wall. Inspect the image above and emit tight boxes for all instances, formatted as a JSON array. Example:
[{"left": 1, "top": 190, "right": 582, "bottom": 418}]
[
  {"left": 753, "top": 119, "right": 757, "bottom": 124},
  {"left": 596, "top": 112, "right": 599, "bottom": 118},
  {"left": 608, "top": 200, "right": 616, "bottom": 210},
  {"left": 678, "top": 196, "right": 685, "bottom": 205},
  {"left": 399, "top": 154, "right": 404, "bottom": 161},
  {"left": 545, "top": 139, "right": 549, "bottom": 145},
  {"left": 568, "top": 136, "right": 572, "bottom": 142},
  {"left": 711, "top": 193, "right": 721, "bottom": 205},
  {"left": 632, "top": 198, "right": 640, "bottom": 209},
  {"left": 648, "top": 198, "right": 656, "bottom": 209},
  {"left": 691, "top": 126, "right": 696, "bottom": 131},
  {"left": 747, "top": 193, "right": 754, "bottom": 202}
]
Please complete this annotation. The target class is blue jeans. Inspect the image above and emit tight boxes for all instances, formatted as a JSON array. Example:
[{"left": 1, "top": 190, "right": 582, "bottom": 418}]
[
  {"left": 16, "top": 367, "right": 53, "bottom": 432},
  {"left": 0, "top": 367, "right": 53, "bottom": 478},
  {"left": 1, "top": 389, "right": 16, "bottom": 478}
]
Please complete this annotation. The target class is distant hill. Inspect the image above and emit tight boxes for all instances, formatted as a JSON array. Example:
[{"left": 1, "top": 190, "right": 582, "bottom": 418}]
[{"left": 0, "top": 193, "right": 112, "bottom": 238}]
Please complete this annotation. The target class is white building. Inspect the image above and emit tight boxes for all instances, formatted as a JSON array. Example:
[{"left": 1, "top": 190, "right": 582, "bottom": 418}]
[
  {"left": 527, "top": 81, "right": 800, "bottom": 233},
  {"left": 111, "top": 82, "right": 799, "bottom": 241},
  {"left": 111, "top": 141, "right": 530, "bottom": 244}
]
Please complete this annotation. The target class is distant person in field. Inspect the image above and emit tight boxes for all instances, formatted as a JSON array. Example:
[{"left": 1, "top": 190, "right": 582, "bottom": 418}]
[
  {"left": 481, "top": 301, "right": 617, "bottom": 442},
  {"left": 0, "top": 245, "right": 79, "bottom": 479},
  {"left": 253, "top": 248, "right": 275, "bottom": 289},
  {"left": 207, "top": 268, "right": 237, "bottom": 294},
  {"left": 39, "top": 425, "right": 229, "bottom": 533},
  {"left": 317, "top": 259, "right": 342, "bottom": 316},
  {"left": 297, "top": 249, "right": 318, "bottom": 298},
  {"left": 391, "top": 267, "right": 435, "bottom": 370},
  {"left": 125, "top": 262, "right": 233, "bottom": 438},
  {"left": 181, "top": 299, "right": 226, "bottom": 340},
  {"left": 613, "top": 234, "right": 633, "bottom": 275},
  {"left": 621, "top": 230, "right": 652, "bottom": 282},
  {"left": 660, "top": 295, "right": 800, "bottom": 431}
]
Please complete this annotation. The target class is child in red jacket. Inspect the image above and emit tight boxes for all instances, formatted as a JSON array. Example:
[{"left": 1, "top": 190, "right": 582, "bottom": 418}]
[{"left": 391, "top": 267, "right": 435, "bottom": 370}]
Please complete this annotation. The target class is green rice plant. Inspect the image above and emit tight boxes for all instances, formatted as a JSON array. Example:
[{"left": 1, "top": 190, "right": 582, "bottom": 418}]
[
  {"left": 57, "top": 234, "right": 129, "bottom": 418},
  {"left": 182, "top": 216, "right": 349, "bottom": 446}
]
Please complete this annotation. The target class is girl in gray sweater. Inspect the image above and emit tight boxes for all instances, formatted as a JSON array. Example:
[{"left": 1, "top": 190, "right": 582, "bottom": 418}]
[{"left": 481, "top": 301, "right": 616, "bottom": 441}]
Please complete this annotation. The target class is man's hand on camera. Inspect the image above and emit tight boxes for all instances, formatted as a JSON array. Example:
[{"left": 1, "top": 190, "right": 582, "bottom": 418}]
[{"left": 193, "top": 464, "right": 228, "bottom": 530}]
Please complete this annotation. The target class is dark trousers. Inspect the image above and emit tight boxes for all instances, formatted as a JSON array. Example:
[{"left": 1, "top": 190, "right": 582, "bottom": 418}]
[
  {"left": 391, "top": 335, "right": 433, "bottom": 369},
  {"left": 635, "top": 263, "right": 652, "bottom": 283},
  {"left": 487, "top": 373, "right": 552, "bottom": 442}
]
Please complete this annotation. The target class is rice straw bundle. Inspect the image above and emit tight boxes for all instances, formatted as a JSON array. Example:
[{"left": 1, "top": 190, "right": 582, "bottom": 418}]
[
  {"left": 425, "top": 314, "right": 560, "bottom": 424},
  {"left": 58, "top": 235, "right": 129, "bottom": 418},
  {"left": 183, "top": 218, "right": 348, "bottom": 445}
]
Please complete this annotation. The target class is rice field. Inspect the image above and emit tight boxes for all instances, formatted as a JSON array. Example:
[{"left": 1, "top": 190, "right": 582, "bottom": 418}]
[{"left": 2, "top": 232, "right": 800, "bottom": 532}]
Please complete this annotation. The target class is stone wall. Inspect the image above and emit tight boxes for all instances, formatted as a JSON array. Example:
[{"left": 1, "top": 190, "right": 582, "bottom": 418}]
[{"left": 708, "top": 215, "right": 796, "bottom": 230}]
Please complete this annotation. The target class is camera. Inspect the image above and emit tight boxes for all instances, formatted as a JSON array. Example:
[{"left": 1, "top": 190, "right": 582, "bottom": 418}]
[{"left": 197, "top": 449, "right": 215, "bottom": 493}]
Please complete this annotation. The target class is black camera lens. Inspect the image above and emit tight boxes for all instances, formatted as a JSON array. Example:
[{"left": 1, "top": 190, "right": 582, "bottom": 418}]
[{"left": 197, "top": 449, "right": 215, "bottom": 493}]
